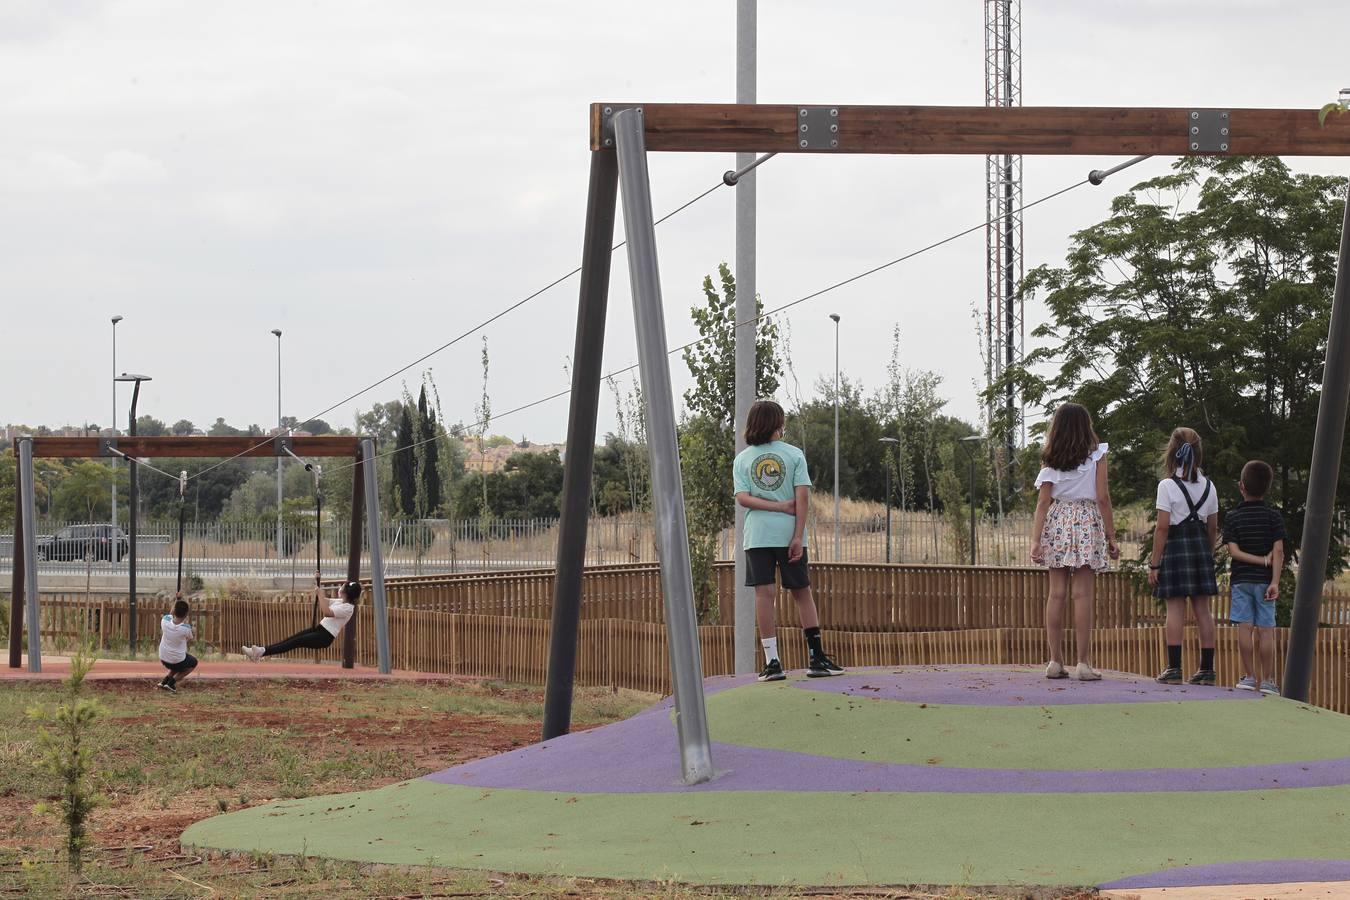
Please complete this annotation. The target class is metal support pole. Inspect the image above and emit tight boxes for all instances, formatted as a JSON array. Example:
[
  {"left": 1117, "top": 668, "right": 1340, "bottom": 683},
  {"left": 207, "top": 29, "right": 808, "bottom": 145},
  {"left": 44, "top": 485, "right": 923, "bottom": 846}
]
[
  {"left": 19, "top": 438, "right": 41, "bottom": 672},
  {"left": 360, "top": 438, "right": 391, "bottom": 674},
  {"left": 885, "top": 461, "right": 892, "bottom": 564},
  {"left": 613, "top": 108, "right": 714, "bottom": 785},
  {"left": 543, "top": 149, "right": 619, "bottom": 740},
  {"left": 969, "top": 451, "right": 978, "bottom": 566},
  {"left": 732, "top": 0, "right": 758, "bottom": 676},
  {"left": 9, "top": 487, "right": 23, "bottom": 668},
  {"left": 127, "top": 388, "right": 140, "bottom": 656},
  {"left": 831, "top": 314, "right": 841, "bottom": 559},
  {"left": 276, "top": 331, "right": 284, "bottom": 568},
  {"left": 344, "top": 451, "right": 365, "bottom": 669},
  {"left": 1284, "top": 185, "right": 1350, "bottom": 701}
]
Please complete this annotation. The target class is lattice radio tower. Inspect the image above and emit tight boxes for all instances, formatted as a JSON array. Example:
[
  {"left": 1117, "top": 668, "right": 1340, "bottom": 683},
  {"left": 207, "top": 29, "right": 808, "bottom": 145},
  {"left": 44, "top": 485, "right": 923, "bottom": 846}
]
[{"left": 984, "top": 0, "right": 1023, "bottom": 454}]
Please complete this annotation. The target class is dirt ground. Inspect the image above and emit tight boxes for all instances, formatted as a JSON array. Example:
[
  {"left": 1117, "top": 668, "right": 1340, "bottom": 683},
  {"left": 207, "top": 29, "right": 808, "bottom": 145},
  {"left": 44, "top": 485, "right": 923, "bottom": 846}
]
[{"left": 0, "top": 675, "right": 1095, "bottom": 899}]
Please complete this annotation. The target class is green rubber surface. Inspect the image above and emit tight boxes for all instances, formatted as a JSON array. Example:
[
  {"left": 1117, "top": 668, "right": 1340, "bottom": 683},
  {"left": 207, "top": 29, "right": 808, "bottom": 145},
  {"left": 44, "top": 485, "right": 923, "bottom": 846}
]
[
  {"left": 705, "top": 686, "right": 1350, "bottom": 769},
  {"left": 183, "top": 779, "right": 1350, "bottom": 887}
]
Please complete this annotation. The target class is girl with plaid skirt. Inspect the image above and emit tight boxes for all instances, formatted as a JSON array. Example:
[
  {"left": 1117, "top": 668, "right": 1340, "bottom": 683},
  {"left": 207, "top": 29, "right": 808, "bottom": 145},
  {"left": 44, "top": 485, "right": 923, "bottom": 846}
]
[
  {"left": 1030, "top": 403, "right": 1119, "bottom": 681},
  {"left": 1149, "top": 428, "right": 1220, "bottom": 685}
]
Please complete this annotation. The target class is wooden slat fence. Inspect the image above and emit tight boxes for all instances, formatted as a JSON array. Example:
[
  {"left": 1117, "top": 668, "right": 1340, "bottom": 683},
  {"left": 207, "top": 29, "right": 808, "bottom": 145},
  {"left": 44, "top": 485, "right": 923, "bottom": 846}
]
[
  {"left": 29, "top": 595, "right": 226, "bottom": 655},
  {"left": 328, "top": 562, "right": 1350, "bottom": 631}
]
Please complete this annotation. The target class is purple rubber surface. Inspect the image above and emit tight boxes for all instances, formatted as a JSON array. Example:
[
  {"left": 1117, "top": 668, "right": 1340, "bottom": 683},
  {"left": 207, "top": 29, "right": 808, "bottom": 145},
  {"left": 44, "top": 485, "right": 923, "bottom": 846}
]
[
  {"left": 424, "top": 669, "right": 1348, "bottom": 794},
  {"left": 791, "top": 667, "right": 1262, "bottom": 705},
  {"left": 1099, "top": 858, "right": 1350, "bottom": 889}
]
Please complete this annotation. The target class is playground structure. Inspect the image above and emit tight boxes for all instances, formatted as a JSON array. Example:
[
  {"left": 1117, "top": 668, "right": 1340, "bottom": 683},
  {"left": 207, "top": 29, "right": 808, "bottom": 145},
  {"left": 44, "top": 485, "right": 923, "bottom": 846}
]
[
  {"left": 542, "top": 100, "right": 1350, "bottom": 786},
  {"left": 7, "top": 434, "right": 393, "bottom": 675}
]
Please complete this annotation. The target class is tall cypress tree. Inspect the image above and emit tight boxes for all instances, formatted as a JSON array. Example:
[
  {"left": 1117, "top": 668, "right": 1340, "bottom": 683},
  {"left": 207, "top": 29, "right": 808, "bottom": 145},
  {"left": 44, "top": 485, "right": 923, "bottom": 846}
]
[
  {"left": 417, "top": 385, "right": 442, "bottom": 516},
  {"left": 392, "top": 404, "right": 417, "bottom": 518}
]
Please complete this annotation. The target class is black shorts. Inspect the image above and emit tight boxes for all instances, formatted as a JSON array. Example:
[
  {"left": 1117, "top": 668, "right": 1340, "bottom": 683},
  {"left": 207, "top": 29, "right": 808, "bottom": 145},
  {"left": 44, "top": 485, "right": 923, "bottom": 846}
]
[
  {"left": 161, "top": 653, "right": 197, "bottom": 675},
  {"left": 745, "top": 547, "right": 811, "bottom": 589}
]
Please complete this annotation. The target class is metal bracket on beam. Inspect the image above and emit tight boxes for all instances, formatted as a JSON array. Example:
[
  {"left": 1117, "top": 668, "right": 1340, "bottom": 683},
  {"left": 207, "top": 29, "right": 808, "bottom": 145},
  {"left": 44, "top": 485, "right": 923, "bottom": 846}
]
[
  {"left": 598, "top": 104, "right": 641, "bottom": 148},
  {"left": 1187, "top": 109, "right": 1231, "bottom": 153},
  {"left": 798, "top": 106, "right": 840, "bottom": 150},
  {"left": 97, "top": 437, "right": 118, "bottom": 457},
  {"left": 274, "top": 435, "right": 293, "bottom": 457}
]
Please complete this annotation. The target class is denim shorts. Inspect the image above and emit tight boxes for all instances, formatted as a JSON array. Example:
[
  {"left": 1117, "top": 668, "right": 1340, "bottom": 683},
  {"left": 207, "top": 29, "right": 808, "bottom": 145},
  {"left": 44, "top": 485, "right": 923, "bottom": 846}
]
[{"left": 1231, "top": 582, "right": 1275, "bottom": 628}]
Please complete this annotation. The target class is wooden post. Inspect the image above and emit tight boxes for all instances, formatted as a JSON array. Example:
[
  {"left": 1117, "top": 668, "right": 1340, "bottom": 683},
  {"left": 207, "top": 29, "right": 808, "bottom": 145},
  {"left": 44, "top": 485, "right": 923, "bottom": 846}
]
[
  {"left": 343, "top": 450, "right": 365, "bottom": 668},
  {"left": 8, "top": 498, "right": 23, "bottom": 668}
]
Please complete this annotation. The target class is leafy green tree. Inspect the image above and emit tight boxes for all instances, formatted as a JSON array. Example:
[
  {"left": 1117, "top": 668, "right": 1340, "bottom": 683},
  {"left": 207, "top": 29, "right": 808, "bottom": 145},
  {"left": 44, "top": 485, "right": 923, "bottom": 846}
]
[
  {"left": 52, "top": 462, "right": 115, "bottom": 521},
  {"left": 451, "top": 451, "right": 563, "bottom": 520},
  {"left": 28, "top": 645, "right": 101, "bottom": 873},
  {"left": 170, "top": 419, "right": 195, "bottom": 436},
  {"left": 1002, "top": 157, "right": 1348, "bottom": 570},
  {"left": 208, "top": 418, "right": 244, "bottom": 437},
  {"left": 417, "top": 384, "right": 442, "bottom": 516},
  {"left": 299, "top": 418, "right": 332, "bottom": 435},
  {"left": 682, "top": 262, "right": 782, "bottom": 429},
  {"left": 133, "top": 415, "right": 167, "bottom": 436}
]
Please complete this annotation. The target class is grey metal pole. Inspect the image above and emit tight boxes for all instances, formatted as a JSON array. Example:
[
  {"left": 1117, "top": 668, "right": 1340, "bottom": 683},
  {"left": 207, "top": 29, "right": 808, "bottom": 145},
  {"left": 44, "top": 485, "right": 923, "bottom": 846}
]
[
  {"left": 831, "top": 313, "right": 841, "bottom": 559},
  {"left": 613, "top": 108, "right": 714, "bottom": 785},
  {"left": 111, "top": 316, "right": 120, "bottom": 529},
  {"left": 885, "top": 459, "right": 892, "bottom": 564},
  {"left": 275, "top": 329, "right": 283, "bottom": 569},
  {"left": 732, "top": 0, "right": 758, "bottom": 676},
  {"left": 1284, "top": 185, "right": 1350, "bottom": 702},
  {"left": 542, "top": 150, "right": 619, "bottom": 740},
  {"left": 127, "top": 385, "right": 139, "bottom": 655},
  {"left": 360, "top": 437, "right": 391, "bottom": 674},
  {"left": 19, "top": 438, "right": 41, "bottom": 673},
  {"left": 969, "top": 450, "right": 977, "bottom": 566}
]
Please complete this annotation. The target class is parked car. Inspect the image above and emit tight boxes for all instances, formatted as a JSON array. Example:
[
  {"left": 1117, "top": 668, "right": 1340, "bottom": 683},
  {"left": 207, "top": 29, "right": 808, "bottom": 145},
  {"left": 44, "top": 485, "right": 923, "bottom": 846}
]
[{"left": 36, "top": 524, "right": 130, "bottom": 562}]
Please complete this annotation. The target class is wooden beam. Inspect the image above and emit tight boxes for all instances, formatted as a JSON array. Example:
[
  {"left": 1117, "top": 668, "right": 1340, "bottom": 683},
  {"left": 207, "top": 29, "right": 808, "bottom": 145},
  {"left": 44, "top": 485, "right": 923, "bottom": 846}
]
[
  {"left": 589, "top": 103, "right": 1350, "bottom": 156},
  {"left": 31, "top": 435, "right": 362, "bottom": 459}
]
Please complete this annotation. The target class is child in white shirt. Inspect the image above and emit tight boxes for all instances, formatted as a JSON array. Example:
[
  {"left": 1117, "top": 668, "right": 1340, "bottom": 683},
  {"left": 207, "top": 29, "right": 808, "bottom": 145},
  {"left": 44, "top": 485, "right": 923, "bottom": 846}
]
[
  {"left": 158, "top": 597, "right": 197, "bottom": 694},
  {"left": 243, "top": 577, "right": 360, "bottom": 661}
]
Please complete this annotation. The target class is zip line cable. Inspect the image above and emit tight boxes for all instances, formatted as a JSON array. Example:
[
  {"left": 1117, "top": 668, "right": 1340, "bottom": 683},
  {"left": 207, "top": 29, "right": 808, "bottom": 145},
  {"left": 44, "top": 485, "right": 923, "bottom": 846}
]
[
  {"left": 325, "top": 166, "right": 1120, "bottom": 479},
  {"left": 182, "top": 175, "right": 737, "bottom": 485}
]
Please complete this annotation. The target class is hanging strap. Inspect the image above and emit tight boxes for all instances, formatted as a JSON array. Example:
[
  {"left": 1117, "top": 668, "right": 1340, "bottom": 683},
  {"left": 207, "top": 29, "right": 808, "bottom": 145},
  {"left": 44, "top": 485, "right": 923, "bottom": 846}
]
[
  {"left": 1171, "top": 475, "right": 1211, "bottom": 525},
  {"left": 175, "top": 471, "right": 187, "bottom": 596}
]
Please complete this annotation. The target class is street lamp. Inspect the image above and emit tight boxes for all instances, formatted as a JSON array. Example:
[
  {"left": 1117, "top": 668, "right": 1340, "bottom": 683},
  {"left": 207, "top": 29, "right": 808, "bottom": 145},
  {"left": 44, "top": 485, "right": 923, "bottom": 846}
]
[
  {"left": 272, "top": 328, "right": 283, "bottom": 565},
  {"left": 115, "top": 373, "right": 151, "bottom": 654},
  {"left": 829, "top": 313, "right": 841, "bottom": 560},
  {"left": 110, "top": 315, "right": 122, "bottom": 528},
  {"left": 958, "top": 435, "right": 985, "bottom": 566},
  {"left": 879, "top": 436, "right": 900, "bottom": 563}
]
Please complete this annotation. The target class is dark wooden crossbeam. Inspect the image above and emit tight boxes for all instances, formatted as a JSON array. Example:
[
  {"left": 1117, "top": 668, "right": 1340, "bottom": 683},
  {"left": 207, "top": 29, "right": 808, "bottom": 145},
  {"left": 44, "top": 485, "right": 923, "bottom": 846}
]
[
  {"left": 31, "top": 435, "right": 362, "bottom": 459},
  {"left": 589, "top": 103, "right": 1350, "bottom": 156}
]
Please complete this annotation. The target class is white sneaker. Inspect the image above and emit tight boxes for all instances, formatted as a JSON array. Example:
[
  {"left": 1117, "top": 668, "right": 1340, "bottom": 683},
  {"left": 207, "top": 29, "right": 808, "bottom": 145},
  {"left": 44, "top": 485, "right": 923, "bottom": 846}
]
[
  {"left": 1073, "top": 662, "right": 1102, "bottom": 681},
  {"left": 1045, "top": 661, "right": 1068, "bottom": 679},
  {"left": 243, "top": 645, "right": 261, "bottom": 662}
]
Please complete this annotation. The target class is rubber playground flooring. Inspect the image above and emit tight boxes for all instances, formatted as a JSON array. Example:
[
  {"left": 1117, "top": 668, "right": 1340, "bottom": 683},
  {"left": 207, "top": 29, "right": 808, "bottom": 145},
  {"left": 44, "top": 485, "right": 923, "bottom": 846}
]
[{"left": 182, "top": 665, "right": 1350, "bottom": 891}]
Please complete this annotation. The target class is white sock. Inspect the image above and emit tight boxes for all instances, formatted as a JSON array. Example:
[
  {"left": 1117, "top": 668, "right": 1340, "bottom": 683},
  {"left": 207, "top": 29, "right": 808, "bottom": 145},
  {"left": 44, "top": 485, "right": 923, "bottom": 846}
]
[{"left": 761, "top": 637, "right": 779, "bottom": 664}]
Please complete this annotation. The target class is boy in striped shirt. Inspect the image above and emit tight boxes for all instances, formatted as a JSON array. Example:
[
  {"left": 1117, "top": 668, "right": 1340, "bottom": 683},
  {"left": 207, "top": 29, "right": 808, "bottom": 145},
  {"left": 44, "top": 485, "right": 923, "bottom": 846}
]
[{"left": 1222, "top": 460, "right": 1285, "bottom": 695}]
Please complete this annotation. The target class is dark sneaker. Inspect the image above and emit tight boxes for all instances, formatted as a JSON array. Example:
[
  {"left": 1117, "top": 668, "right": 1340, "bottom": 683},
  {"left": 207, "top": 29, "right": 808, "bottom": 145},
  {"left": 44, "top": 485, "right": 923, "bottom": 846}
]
[
  {"left": 757, "top": 659, "right": 786, "bottom": 682},
  {"left": 1155, "top": 667, "right": 1183, "bottom": 685},
  {"left": 807, "top": 654, "right": 844, "bottom": 677},
  {"left": 1188, "top": 669, "right": 1217, "bottom": 686},
  {"left": 157, "top": 681, "right": 177, "bottom": 694}
]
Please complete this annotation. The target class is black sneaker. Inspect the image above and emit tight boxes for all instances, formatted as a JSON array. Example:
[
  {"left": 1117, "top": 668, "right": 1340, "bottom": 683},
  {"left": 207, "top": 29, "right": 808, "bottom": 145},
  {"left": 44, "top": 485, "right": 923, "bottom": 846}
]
[
  {"left": 157, "top": 680, "right": 177, "bottom": 694},
  {"left": 1188, "top": 669, "right": 1217, "bottom": 686},
  {"left": 1155, "top": 667, "right": 1183, "bottom": 685},
  {"left": 807, "top": 654, "right": 845, "bottom": 678},
  {"left": 757, "top": 659, "right": 786, "bottom": 682}
]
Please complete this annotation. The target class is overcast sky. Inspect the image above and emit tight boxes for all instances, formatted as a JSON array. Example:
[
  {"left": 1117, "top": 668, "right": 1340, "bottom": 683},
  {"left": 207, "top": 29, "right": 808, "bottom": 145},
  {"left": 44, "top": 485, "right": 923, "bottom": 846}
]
[{"left": 2, "top": 1, "right": 1347, "bottom": 443}]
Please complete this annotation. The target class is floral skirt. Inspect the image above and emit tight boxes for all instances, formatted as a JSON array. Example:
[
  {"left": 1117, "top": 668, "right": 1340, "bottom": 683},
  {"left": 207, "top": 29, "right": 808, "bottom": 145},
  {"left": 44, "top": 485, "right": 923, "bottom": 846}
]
[{"left": 1040, "top": 498, "right": 1108, "bottom": 571}]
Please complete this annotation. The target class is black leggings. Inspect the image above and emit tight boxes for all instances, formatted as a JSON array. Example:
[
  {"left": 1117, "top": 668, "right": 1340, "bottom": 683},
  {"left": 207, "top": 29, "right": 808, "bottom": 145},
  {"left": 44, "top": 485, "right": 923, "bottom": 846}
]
[{"left": 263, "top": 626, "right": 335, "bottom": 657}]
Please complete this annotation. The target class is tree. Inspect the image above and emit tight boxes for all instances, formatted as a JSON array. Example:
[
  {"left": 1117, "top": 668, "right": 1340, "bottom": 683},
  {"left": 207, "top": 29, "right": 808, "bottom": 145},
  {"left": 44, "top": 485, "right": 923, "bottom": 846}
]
[
  {"left": 299, "top": 418, "right": 332, "bottom": 435},
  {"left": 134, "top": 415, "right": 167, "bottom": 437},
  {"left": 682, "top": 262, "right": 782, "bottom": 429},
  {"left": 474, "top": 337, "right": 492, "bottom": 516},
  {"left": 208, "top": 418, "right": 244, "bottom": 437},
  {"left": 171, "top": 419, "right": 195, "bottom": 436},
  {"left": 1004, "top": 157, "right": 1349, "bottom": 571},
  {"left": 392, "top": 404, "right": 417, "bottom": 518},
  {"left": 417, "top": 383, "right": 442, "bottom": 516},
  {"left": 52, "top": 462, "right": 115, "bottom": 521}
]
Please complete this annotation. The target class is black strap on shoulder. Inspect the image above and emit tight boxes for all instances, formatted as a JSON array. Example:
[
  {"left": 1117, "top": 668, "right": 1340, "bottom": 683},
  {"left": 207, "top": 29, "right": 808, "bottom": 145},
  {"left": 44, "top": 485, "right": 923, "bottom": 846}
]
[{"left": 1171, "top": 476, "right": 1211, "bottom": 524}]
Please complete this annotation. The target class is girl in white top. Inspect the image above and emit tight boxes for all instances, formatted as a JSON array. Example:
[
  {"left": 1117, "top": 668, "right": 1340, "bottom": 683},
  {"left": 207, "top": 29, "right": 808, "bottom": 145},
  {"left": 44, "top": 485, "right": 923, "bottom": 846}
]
[
  {"left": 243, "top": 576, "right": 360, "bottom": 661},
  {"left": 1030, "top": 403, "right": 1119, "bottom": 681},
  {"left": 1147, "top": 427, "right": 1220, "bottom": 686}
]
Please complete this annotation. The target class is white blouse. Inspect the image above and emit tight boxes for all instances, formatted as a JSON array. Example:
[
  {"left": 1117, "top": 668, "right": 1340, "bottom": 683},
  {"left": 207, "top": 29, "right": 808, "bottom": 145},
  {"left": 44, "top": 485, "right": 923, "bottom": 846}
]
[
  {"left": 1156, "top": 469, "right": 1218, "bottom": 523},
  {"left": 1034, "top": 443, "right": 1108, "bottom": 502}
]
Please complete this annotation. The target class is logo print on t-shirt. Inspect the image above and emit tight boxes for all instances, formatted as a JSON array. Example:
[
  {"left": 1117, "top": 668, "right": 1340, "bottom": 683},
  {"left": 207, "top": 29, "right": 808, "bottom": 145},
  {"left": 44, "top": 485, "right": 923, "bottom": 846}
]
[{"left": 752, "top": 453, "right": 786, "bottom": 492}]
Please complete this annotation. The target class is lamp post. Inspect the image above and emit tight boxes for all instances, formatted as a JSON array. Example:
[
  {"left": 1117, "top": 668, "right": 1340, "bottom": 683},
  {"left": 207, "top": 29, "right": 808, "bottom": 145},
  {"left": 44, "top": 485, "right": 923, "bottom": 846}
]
[
  {"left": 110, "top": 315, "right": 122, "bottom": 527},
  {"left": 116, "top": 373, "right": 151, "bottom": 654},
  {"left": 879, "top": 436, "right": 900, "bottom": 563},
  {"left": 959, "top": 435, "right": 984, "bottom": 566},
  {"left": 829, "top": 313, "right": 841, "bottom": 560},
  {"left": 273, "top": 329, "right": 283, "bottom": 566}
]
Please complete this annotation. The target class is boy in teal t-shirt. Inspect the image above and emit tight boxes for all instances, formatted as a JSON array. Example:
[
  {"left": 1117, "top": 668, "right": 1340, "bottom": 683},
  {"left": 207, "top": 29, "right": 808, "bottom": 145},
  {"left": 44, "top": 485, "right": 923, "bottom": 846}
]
[{"left": 732, "top": 400, "right": 844, "bottom": 682}]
